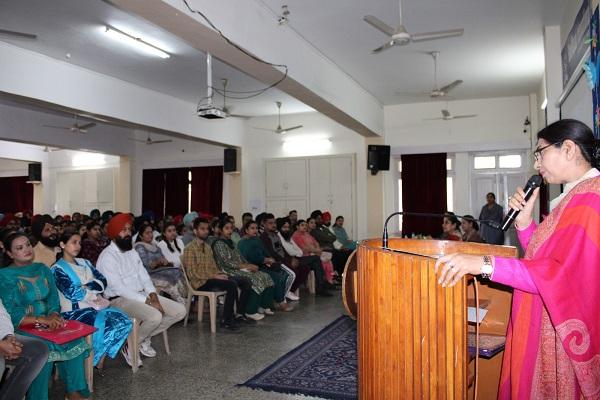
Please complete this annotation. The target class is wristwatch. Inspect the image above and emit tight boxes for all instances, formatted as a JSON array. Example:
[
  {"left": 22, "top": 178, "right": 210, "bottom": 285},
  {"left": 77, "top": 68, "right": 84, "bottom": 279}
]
[{"left": 481, "top": 255, "right": 494, "bottom": 279}]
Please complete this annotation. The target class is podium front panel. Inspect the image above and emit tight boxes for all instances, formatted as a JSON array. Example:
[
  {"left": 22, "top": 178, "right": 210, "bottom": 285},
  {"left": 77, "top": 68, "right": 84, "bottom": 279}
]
[{"left": 357, "top": 238, "right": 517, "bottom": 400}]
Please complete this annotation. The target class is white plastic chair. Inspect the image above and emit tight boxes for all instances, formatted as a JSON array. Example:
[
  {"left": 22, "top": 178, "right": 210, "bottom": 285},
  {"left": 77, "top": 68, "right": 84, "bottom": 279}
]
[{"left": 181, "top": 266, "right": 226, "bottom": 334}]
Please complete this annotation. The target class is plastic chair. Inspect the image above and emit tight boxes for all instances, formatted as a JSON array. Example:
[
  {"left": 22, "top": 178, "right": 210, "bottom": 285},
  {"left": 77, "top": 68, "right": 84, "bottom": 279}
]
[
  {"left": 181, "top": 266, "right": 226, "bottom": 334},
  {"left": 127, "top": 317, "right": 170, "bottom": 373},
  {"left": 294, "top": 270, "right": 316, "bottom": 296}
]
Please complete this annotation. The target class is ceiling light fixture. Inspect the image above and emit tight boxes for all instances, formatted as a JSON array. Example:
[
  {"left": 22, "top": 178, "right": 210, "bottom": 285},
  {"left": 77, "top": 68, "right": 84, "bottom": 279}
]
[
  {"left": 540, "top": 98, "right": 548, "bottom": 110},
  {"left": 104, "top": 25, "right": 170, "bottom": 59}
]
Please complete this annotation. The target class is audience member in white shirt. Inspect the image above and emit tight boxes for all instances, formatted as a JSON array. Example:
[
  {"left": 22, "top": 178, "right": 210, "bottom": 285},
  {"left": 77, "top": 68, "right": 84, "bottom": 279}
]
[
  {"left": 156, "top": 222, "right": 185, "bottom": 270},
  {"left": 96, "top": 214, "right": 186, "bottom": 367}
]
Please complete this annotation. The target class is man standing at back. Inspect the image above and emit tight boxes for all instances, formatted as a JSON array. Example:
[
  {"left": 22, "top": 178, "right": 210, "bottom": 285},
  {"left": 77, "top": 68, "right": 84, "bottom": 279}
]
[{"left": 478, "top": 192, "right": 504, "bottom": 245}]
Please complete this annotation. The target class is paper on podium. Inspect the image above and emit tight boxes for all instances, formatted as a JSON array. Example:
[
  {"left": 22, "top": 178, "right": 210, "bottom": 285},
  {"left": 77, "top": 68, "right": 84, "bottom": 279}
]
[{"left": 467, "top": 307, "right": 488, "bottom": 323}]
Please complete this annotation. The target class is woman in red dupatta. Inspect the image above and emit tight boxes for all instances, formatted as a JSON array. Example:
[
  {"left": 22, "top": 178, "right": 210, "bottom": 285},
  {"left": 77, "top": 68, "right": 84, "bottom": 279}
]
[{"left": 435, "top": 119, "right": 600, "bottom": 399}]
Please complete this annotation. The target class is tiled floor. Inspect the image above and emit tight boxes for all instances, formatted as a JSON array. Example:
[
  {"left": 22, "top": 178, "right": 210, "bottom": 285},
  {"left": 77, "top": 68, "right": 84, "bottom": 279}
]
[{"left": 50, "top": 291, "right": 346, "bottom": 400}]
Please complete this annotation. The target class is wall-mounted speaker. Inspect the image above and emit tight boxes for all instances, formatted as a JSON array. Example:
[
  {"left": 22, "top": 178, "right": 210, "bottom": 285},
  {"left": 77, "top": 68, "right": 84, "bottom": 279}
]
[
  {"left": 367, "top": 145, "right": 390, "bottom": 175},
  {"left": 224, "top": 148, "right": 240, "bottom": 173},
  {"left": 27, "top": 163, "right": 42, "bottom": 183}
]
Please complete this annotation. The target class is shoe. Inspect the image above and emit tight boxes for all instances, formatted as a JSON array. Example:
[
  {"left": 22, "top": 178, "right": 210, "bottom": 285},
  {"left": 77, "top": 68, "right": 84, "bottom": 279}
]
[
  {"left": 121, "top": 346, "right": 142, "bottom": 368},
  {"left": 277, "top": 302, "right": 293, "bottom": 312},
  {"left": 245, "top": 313, "right": 265, "bottom": 321},
  {"left": 286, "top": 292, "right": 300, "bottom": 301},
  {"left": 236, "top": 315, "right": 257, "bottom": 325},
  {"left": 220, "top": 320, "right": 241, "bottom": 332},
  {"left": 139, "top": 338, "right": 157, "bottom": 358},
  {"left": 263, "top": 308, "right": 275, "bottom": 315}
]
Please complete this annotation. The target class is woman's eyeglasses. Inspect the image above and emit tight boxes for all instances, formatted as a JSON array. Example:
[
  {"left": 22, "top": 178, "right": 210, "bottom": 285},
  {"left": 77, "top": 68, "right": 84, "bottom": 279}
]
[{"left": 533, "top": 141, "right": 562, "bottom": 161}]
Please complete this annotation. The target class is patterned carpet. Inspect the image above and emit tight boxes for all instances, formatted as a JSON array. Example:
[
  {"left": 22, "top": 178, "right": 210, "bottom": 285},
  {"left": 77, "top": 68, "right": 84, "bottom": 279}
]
[{"left": 241, "top": 315, "right": 357, "bottom": 400}]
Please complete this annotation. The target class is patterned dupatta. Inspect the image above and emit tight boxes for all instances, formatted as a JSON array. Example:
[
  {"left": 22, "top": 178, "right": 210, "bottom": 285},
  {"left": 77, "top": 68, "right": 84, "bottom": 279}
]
[{"left": 499, "top": 177, "right": 600, "bottom": 399}]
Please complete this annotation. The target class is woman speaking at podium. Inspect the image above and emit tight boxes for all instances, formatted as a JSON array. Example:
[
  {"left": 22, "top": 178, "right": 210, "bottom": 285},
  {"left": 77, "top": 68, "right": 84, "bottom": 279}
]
[{"left": 435, "top": 119, "right": 600, "bottom": 399}]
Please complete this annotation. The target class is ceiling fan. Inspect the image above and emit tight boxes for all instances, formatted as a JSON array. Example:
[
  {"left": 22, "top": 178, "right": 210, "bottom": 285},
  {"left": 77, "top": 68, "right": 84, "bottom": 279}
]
[
  {"left": 43, "top": 115, "right": 96, "bottom": 133},
  {"left": 364, "top": 0, "right": 464, "bottom": 53},
  {"left": 128, "top": 134, "right": 173, "bottom": 145},
  {"left": 425, "top": 109, "right": 477, "bottom": 121},
  {"left": 0, "top": 28, "right": 37, "bottom": 40},
  {"left": 220, "top": 78, "right": 250, "bottom": 118},
  {"left": 396, "top": 51, "right": 462, "bottom": 99},
  {"left": 253, "top": 101, "right": 303, "bottom": 134}
]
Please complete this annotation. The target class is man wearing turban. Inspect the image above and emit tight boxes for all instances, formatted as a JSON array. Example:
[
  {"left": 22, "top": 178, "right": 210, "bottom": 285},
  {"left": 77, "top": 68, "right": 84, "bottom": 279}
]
[
  {"left": 96, "top": 213, "right": 186, "bottom": 367},
  {"left": 32, "top": 214, "right": 60, "bottom": 267}
]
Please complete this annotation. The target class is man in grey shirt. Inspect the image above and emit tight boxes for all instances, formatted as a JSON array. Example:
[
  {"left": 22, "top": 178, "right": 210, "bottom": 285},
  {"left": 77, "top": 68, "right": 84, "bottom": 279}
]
[{"left": 0, "top": 299, "right": 48, "bottom": 400}]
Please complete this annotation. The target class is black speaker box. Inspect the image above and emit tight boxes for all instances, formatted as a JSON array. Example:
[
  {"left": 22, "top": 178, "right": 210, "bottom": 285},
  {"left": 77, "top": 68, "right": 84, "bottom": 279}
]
[
  {"left": 27, "top": 163, "right": 42, "bottom": 182},
  {"left": 224, "top": 148, "right": 240, "bottom": 173},
  {"left": 367, "top": 145, "right": 391, "bottom": 173}
]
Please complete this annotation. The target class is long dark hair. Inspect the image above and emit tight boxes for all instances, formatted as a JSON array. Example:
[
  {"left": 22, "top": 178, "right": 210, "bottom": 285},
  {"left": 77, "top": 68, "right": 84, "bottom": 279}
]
[
  {"left": 57, "top": 229, "right": 81, "bottom": 259},
  {"left": 161, "top": 222, "right": 181, "bottom": 253},
  {"left": 135, "top": 224, "right": 153, "bottom": 243},
  {"left": 538, "top": 119, "right": 600, "bottom": 168}
]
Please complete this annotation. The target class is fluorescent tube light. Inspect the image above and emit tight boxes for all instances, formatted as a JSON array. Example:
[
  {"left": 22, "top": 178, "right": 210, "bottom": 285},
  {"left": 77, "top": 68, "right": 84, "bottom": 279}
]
[
  {"left": 541, "top": 98, "right": 547, "bottom": 110},
  {"left": 104, "top": 26, "right": 170, "bottom": 59}
]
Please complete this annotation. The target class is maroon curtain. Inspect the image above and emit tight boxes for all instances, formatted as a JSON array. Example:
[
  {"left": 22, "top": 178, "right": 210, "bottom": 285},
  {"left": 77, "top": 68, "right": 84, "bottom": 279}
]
[
  {"left": 142, "top": 169, "right": 166, "bottom": 218},
  {"left": 401, "top": 153, "right": 447, "bottom": 238},
  {"left": 0, "top": 176, "right": 33, "bottom": 213},
  {"left": 191, "top": 166, "right": 223, "bottom": 217},
  {"left": 164, "top": 168, "right": 190, "bottom": 216}
]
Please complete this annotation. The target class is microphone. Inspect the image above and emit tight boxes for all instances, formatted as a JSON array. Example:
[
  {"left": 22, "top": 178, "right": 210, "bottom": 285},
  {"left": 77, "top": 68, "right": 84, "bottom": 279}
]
[
  {"left": 381, "top": 211, "right": 501, "bottom": 248},
  {"left": 500, "top": 175, "right": 543, "bottom": 231}
]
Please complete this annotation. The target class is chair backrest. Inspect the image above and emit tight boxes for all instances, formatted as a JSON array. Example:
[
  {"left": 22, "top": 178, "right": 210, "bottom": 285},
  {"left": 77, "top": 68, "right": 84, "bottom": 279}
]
[{"left": 180, "top": 263, "right": 194, "bottom": 291}]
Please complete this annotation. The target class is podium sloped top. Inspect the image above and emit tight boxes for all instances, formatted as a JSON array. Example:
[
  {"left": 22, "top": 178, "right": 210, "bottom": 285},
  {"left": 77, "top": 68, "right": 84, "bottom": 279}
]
[{"left": 361, "top": 238, "right": 518, "bottom": 258}]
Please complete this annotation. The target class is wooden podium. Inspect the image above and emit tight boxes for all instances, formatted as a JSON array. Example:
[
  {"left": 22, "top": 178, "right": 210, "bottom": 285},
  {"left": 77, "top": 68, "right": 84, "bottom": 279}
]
[{"left": 343, "top": 238, "right": 517, "bottom": 399}]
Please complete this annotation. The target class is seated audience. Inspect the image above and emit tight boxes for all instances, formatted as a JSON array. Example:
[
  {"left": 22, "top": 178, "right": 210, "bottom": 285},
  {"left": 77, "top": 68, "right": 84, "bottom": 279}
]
[
  {"left": 0, "top": 232, "right": 90, "bottom": 400},
  {"left": 277, "top": 218, "right": 332, "bottom": 296},
  {"left": 96, "top": 214, "right": 186, "bottom": 367},
  {"left": 238, "top": 220, "right": 295, "bottom": 308},
  {"left": 181, "top": 212, "right": 198, "bottom": 245},
  {"left": 292, "top": 219, "right": 335, "bottom": 285},
  {"left": 180, "top": 218, "right": 249, "bottom": 331},
  {"left": 441, "top": 212, "right": 462, "bottom": 241},
  {"left": 90, "top": 209, "right": 101, "bottom": 222},
  {"left": 460, "top": 215, "right": 484, "bottom": 243},
  {"left": 135, "top": 224, "right": 186, "bottom": 304},
  {"left": 309, "top": 210, "right": 351, "bottom": 276},
  {"left": 207, "top": 219, "right": 221, "bottom": 246},
  {"left": 31, "top": 214, "right": 60, "bottom": 267},
  {"left": 228, "top": 215, "right": 242, "bottom": 246},
  {"left": 212, "top": 220, "right": 276, "bottom": 320},
  {"left": 52, "top": 230, "right": 132, "bottom": 367},
  {"left": 288, "top": 210, "right": 298, "bottom": 230},
  {"left": 80, "top": 220, "right": 109, "bottom": 265},
  {"left": 157, "top": 222, "right": 185, "bottom": 270},
  {"left": 331, "top": 215, "right": 357, "bottom": 251},
  {"left": 239, "top": 212, "right": 253, "bottom": 236},
  {"left": 76, "top": 223, "right": 86, "bottom": 238},
  {"left": 260, "top": 214, "right": 311, "bottom": 301},
  {"left": 0, "top": 298, "right": 49, "bottom": 400}
]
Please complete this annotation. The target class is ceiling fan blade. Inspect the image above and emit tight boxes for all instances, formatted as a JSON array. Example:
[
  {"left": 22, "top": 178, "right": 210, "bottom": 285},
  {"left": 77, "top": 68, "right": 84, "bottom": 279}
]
[
  {"left": 77, "top": 122, "right": 96, "bottom": 130},
  {"left": 252, "top": 127, "right": 276, "bottom": 132},
  {"left": 452, "top": 114, "right": 478, "bottom": 119},
  {"left": 423, "top": 117, "right": 445, "bottom": 121},
  {"left": 281, "top": 125, "right": 303, "bottom": 133},
  {"left": 363, "top": 16, "right": 395, "bottom": 37},
  {"left": 372, "top": 41, "right": 395, "bottom": 54},
  {"left": 441, "top": 109, "right": 451, "bottom": 118},
  {"left": 149, "top": 140, "right": 173, "bottom": 144},
  {"left": 229, "top": 114, "right": 251, "bottom": 119},
  {"left": 128, "top": 138, "right": 148, "bottom": 143},
  {"left": 438, "top": 80, "right": 463, "bottom": 94},
  {"left": 411, "top": 28, "right": 464, "bottom": 43},
  {"left": 0, "top": 28, "right": 37, "bottom": 40},
  {"left": 42, "top": 125, "right": 70, "bottom": 130},
  {"left": 395, "top": 90, "right": 431, "bottom": 97}
]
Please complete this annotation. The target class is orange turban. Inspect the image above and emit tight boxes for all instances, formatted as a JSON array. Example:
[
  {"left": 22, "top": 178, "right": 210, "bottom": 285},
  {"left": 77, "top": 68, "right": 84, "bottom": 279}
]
[
  {"left": 322, "top": 211, "right": 332, "bottom": 223},
  {"left": 106, "top": 213, "right": 133, "bottom": 239}
]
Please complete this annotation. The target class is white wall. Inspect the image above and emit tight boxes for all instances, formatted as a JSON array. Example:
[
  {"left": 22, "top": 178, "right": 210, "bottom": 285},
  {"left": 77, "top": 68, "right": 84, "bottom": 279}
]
[
  {"left": 242, "top": 112, "right": 369, "bottom": 239},
  {"left": 383, "top": 96, "right": 532, "bottom": 232}
]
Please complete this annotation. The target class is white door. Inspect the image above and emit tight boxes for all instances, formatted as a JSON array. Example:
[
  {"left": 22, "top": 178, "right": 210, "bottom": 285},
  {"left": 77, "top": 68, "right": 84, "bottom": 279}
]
[
  {"left": 330, "top": 157, "right": 354, "bottom": 238},
  {"left": 265, "top": 160, "right": 287, "bottom": 198},
  {"left": 309, "top": 158, "right": 331, "bottom": 212},
  {"left": 284, "top": 159, "right": 308, "bottom": 198}
]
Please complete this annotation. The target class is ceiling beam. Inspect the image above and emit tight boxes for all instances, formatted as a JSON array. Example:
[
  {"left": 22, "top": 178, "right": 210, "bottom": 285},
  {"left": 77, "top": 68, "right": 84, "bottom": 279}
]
[{"left": 108, "top": 0, "right": 383, "bottom": 137}]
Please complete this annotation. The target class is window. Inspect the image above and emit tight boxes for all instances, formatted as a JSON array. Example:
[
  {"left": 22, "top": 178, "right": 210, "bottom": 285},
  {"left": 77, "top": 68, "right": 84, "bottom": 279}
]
[
  {"left": 474, "top": 156, "right": 496, "bottom": 169},
  {"left": 499, "top": 155, "right": 522, "bottom": 168},
  {"left": 188, "top": 170, "right": 192, "bottom": 213}
]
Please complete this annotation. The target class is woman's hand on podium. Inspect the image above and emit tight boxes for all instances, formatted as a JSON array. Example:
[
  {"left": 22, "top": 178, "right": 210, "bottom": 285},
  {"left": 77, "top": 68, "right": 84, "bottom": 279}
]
[{"left": 434, "top": 253, "right": 483, "bottom": 287}]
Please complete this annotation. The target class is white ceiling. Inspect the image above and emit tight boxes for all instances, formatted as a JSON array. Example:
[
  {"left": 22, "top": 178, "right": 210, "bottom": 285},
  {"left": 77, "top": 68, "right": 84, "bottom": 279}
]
[
  {"left": 0, "top": 0, "right": 313, "bottom": 116},
  {"left": 260, "top": 0, "right": 566, "bottom": 104}
]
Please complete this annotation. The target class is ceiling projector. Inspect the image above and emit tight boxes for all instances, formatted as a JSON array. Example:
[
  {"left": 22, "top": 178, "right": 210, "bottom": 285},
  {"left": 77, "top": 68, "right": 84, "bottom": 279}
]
[{"left": 197, "top": 106, "right": 227, "bottom": 119}]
